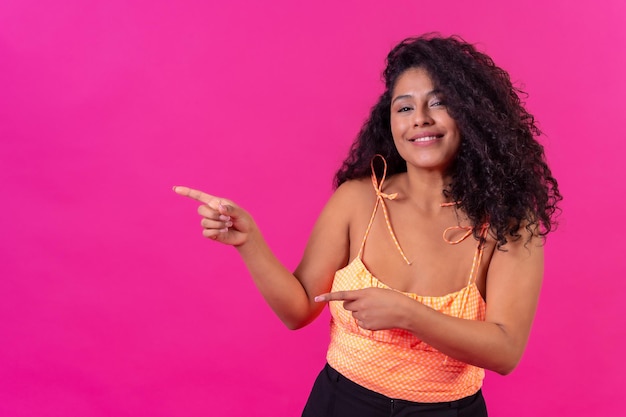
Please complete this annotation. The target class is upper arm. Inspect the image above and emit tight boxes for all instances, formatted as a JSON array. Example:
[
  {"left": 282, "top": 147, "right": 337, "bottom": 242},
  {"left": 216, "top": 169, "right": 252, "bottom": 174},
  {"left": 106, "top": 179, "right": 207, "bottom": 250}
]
[
  {"left": 293, "top": 181, "right": 360, "bottom": 308},
  {"left": 484, "top": 230, "right": 545, "bottom": 363}
]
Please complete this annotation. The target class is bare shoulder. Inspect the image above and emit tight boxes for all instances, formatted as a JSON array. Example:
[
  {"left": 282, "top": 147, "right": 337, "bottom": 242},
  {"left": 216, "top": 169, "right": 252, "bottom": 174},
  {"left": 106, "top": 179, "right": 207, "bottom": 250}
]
[
  {"left": 492, "top": 224, "right": 545, "bottom": 259},
  {"left": 485, "top": 224, "right": 544, "bottom": 311},
  {"left": 306, "top": 177, "right": 374, "bottom": 240},
  {"left": 294, "top": 178, "right": 374, "bottom": 297},
  {"left": 327, "top": 177, "right": 375, "bottom": 212},
  {"left": 334, "top": 177, "right": 374, "bottom": 197}
]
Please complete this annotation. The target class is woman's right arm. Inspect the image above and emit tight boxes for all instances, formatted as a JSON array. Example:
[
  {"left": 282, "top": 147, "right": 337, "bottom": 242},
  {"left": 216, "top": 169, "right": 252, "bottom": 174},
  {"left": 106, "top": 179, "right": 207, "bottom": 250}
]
[{"left": 173, "top": 183, "right": 356, "bottom": 329}]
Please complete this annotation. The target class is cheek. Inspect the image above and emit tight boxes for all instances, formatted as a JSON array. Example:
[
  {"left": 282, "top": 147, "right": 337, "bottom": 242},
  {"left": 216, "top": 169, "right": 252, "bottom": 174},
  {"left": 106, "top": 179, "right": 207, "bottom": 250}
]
[
  {"left": 391, "top": 126, "right": 404, "bottom": 150},
  {"left": 451, "top": 134, "right": 462, "bottom": 156},
  {"left": 445, "top": 121, "right": 461, "bottom": 148},
  {"left": 390, "top": 116, "right": 405, "bottom": 140}
]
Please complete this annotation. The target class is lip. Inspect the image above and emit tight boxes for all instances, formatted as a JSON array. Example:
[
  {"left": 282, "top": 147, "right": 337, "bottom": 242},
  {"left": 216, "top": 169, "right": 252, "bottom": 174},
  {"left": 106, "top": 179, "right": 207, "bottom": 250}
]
[{"left": 408, "top": 132, "right": 444, "bottom": 144}]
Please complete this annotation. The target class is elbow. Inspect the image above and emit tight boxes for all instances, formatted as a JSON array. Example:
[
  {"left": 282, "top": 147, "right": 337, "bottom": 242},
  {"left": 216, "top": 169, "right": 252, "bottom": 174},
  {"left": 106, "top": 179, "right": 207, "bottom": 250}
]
[
  {"left": 282, "top": 315, "right": 312, "bottom": 331},
  {"left": 285, "top": 321, "right": 305, "bottom": 331},
  {"left": 486, "top": 326, "right": 528, "bottom": 375},
  {"left": 489, "top": 351, "right": 523, "bottom": 376},
  {"left": 493, "top": 362, "right": 517, "bottom": 376},
  {"left": 280, "top": 302, "right": 321, "bottom": 330}
]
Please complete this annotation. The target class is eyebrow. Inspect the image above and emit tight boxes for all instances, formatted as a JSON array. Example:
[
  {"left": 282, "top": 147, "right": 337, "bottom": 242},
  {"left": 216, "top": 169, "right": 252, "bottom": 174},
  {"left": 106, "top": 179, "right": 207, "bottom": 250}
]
[{"left": 391, "top": 89, "right": 442, "bottom": 105}]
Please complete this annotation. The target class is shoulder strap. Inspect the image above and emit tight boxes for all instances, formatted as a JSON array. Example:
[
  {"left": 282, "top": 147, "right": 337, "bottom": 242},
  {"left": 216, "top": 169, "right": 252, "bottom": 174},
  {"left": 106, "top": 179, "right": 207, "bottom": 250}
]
[
  {"left": 442, "top": 221, "right": 490, "bottom": 287},
  {"left": 454, "top": 223, "right": 490, "bottom": 318},
  {"left": 467, "top": 223, "right": 490, "bottom": 286},
  {"left": 357, "top": 155, "right": 411, "bottom": 265}
]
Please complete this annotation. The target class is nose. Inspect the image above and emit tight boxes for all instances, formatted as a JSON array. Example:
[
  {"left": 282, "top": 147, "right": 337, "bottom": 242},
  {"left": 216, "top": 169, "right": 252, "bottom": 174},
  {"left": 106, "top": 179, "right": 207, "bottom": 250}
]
[{"left": 413, "top": 106, "right": 433, "bottom": 126}]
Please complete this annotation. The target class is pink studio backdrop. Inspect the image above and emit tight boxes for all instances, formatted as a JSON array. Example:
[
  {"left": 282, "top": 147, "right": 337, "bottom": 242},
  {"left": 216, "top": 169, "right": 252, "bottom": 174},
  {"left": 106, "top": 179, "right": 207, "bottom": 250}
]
[{"left": 1, "top": 1, "right": 624, "bottom": 416}]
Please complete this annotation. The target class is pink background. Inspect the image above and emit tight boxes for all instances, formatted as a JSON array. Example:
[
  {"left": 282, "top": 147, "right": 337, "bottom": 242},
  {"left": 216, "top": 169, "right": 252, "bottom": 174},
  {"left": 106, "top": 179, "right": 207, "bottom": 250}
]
[{"left": 1, "top": 1, "right": 624, "bottom": 416}]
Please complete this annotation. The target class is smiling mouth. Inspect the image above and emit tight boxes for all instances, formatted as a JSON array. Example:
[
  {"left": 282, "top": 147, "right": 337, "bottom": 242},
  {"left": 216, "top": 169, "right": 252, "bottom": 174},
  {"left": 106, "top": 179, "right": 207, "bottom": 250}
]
[{"left": 409, "top": 135, "right": 442, "bottom": 143}]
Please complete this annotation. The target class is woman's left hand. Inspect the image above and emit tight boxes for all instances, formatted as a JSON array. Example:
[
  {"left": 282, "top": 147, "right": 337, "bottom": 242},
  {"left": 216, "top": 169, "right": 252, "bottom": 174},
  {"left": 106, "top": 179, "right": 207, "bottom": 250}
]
[{"left": 315, "top": 288, "right": 412, "bottom": 331}]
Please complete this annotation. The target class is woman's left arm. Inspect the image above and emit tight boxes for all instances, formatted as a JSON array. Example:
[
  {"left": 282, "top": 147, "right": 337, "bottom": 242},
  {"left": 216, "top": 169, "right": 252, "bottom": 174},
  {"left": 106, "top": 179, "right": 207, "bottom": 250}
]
[{"left": 316, "top": 231, "right": 544, "bottom": 375}]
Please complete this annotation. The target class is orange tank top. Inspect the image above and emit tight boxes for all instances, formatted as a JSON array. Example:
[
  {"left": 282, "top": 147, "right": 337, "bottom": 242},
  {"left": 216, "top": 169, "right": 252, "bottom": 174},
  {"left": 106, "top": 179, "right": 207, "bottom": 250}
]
[{"left": 326, "top": 156, "right": 489, "bottom": 403}]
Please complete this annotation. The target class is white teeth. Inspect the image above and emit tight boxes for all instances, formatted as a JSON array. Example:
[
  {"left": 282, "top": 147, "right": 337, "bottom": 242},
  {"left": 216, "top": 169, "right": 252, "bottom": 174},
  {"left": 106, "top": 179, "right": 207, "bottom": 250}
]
[{"left": 411, "top": 136, "right": 438, "bottom": 142}]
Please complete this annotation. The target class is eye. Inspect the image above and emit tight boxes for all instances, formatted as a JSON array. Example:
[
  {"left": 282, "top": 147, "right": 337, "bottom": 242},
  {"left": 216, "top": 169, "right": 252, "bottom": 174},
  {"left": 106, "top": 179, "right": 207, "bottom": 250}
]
[
  {"left": 430, "top": 98, "right": 446, "bottom": 107},
  {"left": 397, "top": 106, "right": 413, "bottom": 113}
]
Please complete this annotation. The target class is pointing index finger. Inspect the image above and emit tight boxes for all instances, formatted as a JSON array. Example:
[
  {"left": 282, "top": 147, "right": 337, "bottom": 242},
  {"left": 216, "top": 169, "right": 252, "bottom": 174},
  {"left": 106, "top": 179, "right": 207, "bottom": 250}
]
[
  {"left": 314, "top": 291, "right": 359, "bottom": 303},
  {"left": 173, "top": 186, "right": 217, "bottom": 206}
]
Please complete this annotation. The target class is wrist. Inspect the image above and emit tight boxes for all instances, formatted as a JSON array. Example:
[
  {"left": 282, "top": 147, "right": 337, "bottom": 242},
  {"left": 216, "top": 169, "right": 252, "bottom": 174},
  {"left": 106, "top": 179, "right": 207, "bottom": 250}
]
[
  {"left": 400, "top": 296, "right": 423, "bottom": 334},
  {"left": 234, "top": 225, "right": 263, "bottom": 253}
]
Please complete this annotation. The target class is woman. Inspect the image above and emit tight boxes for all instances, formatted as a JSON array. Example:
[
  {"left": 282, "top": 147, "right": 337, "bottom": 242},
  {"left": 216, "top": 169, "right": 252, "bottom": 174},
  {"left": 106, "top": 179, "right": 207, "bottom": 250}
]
[{"left": 174, "top": 34, "right": 561, "bottom": 416}]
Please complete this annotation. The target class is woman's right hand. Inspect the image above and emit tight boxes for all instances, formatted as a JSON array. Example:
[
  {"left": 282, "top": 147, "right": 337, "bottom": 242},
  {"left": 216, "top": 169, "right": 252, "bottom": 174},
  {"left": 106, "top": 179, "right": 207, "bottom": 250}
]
[
  {"left": 173, "top": 186, "right": 255, "bottom": 247},
  {"left": 173, "top": 181, "right": 356, "bottom": 329}
]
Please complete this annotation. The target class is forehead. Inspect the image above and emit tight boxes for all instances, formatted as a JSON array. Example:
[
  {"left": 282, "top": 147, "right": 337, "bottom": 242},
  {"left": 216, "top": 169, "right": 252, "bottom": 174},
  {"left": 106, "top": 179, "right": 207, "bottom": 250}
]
[{"left": 392, "top": 67, "right": 435, "bottom": 96}]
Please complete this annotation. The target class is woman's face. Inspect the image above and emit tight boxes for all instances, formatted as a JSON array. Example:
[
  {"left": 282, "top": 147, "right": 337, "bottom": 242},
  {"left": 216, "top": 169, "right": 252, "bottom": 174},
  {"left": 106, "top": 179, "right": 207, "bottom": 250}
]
[{"left": 390, "top": 67, "right": 461, "bottom": 174}]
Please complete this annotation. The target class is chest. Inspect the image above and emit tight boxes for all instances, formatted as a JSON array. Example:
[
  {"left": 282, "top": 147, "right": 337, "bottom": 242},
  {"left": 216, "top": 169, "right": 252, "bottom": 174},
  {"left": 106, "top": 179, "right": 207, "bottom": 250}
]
[{"left": 350, "top": 201, "right": 493, "bottom": 297}]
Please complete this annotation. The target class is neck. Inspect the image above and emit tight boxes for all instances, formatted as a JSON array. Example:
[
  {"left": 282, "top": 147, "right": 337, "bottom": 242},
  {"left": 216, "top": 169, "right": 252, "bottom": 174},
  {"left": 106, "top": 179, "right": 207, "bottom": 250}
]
[{"left": 402, "top": 166, "right": 454, "bottom": 213}]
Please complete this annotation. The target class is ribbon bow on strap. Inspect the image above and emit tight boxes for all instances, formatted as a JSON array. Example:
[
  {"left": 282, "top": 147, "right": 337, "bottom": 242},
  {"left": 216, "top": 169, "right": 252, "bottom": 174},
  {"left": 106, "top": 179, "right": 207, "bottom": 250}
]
[{"left": 368, "top": 155, "right": 411, "bottom": 265}]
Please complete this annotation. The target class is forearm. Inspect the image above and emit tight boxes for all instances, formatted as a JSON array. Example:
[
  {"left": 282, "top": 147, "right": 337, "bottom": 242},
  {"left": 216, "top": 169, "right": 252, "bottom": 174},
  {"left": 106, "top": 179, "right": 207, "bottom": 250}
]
[
  {"left": 401, "top": 300, "right": 528, "bottom": 375},
  {"left": 235, "top": 229, "right": 318, "bottom": 330},
  {"left": 174, "top": 184, "right": 345, "bottom": 329}
]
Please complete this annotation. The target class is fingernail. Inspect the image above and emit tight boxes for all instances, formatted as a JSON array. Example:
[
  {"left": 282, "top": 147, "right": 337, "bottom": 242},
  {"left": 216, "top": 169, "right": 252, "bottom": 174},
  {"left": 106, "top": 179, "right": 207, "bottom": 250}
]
[
  {"left": 219, "top": 215, "right": 231, "bottom": 221},
  {"left": 314, "top": 296, "right": 324, "bottom": 302},
  {"left": 225, "top": 221, "right": 233, "bottom": 228},
  {"left": 172, "top": 186, "right": 178, "bottom": 191}
]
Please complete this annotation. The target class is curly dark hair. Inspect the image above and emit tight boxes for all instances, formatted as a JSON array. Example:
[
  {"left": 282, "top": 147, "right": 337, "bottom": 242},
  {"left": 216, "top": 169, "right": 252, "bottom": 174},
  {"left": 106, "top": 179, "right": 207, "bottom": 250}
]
[{"left": 335, "top": 34, "right": 562, "bottom": 248}]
